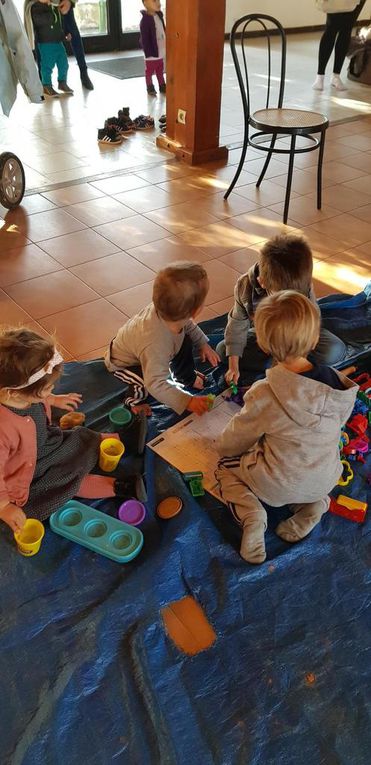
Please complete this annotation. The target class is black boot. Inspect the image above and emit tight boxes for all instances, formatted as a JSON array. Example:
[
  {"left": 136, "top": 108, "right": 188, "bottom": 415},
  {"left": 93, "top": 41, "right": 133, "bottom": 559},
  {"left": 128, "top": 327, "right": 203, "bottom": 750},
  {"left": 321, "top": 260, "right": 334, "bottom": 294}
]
[{"left": 81, "top": 69, "right": 94, "bottom": 90}]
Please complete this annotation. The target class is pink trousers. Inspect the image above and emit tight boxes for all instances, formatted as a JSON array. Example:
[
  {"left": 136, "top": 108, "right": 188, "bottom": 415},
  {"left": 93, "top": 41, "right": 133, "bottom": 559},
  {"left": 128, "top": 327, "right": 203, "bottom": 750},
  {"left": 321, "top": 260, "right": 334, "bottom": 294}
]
[{"left": 145, "top": 58, "right": 165, "bottom": 88}]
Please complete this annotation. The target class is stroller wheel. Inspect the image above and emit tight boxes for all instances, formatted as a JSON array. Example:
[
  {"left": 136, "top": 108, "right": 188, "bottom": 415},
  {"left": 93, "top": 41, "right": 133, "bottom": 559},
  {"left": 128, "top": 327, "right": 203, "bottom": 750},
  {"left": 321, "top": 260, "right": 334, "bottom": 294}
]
[{"left": 0, "top": 152, "right": 25, "bottom": 209}]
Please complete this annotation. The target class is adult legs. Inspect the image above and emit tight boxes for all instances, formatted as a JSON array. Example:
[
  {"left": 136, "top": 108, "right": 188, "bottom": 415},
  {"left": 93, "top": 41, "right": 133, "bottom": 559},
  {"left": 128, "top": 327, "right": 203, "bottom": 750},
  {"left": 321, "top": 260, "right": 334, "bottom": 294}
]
[
  {"left": 317, "top": 14, "right": 340, "bottom": 75},
  {"left": 216, "top": 459, "right": 267, "bottom": 563},
  {"left": 62, "top": 7, "right": 94, "bottom": 89},
  {"left": 333, "top": 11, "right": 355, "bottom": 73}
]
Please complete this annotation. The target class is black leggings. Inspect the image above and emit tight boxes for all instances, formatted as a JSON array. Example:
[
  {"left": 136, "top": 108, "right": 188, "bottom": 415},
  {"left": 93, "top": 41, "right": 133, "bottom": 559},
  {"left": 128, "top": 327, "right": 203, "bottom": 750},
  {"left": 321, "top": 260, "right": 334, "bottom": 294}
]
[{"left": 317, "top": 11, "right": 355, "bottom": 75}]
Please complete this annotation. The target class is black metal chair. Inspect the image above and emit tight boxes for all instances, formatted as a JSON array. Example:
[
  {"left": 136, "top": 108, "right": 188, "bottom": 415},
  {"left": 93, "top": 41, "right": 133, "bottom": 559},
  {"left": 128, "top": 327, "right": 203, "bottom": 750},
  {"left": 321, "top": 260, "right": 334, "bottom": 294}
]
[{"left": 224, "top": 14, "right": 329, "bottom": 224}]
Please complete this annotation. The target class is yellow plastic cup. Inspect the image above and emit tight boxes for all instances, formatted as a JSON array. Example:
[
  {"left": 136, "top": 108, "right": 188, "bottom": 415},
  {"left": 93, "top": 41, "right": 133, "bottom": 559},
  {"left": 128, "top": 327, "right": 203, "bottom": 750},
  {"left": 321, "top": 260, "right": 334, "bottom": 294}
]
[
  {"left": 99, "top": 437, "right": 125, "bottom": 472},
  {"left": 14, "top": 519, "right": 45, "bottom": 557}
]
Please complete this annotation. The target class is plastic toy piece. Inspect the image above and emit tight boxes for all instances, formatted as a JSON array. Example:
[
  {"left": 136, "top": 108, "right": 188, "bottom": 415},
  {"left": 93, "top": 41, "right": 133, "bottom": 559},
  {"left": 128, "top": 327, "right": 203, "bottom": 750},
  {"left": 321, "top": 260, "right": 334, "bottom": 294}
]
[
  {"left": 99, "top": 438, "right": 125, "bottom": 472},
  {"left": 339, "top": 432, "right": 349, "bottom": 451},
  {"left": 341, "top": 365, "right": 357, "bottom": 377},
  {"left": 347, "top": 414, "right": 368, "bottom": 437},
  {"left": 118, "top": 499, "right": 146, "bottom": 526},
  {"left": 14, "top": 519, "right": 45, "bottom": 557},
  {"left": 329, "top": 495, "right": 367, "bottom": 523},
  {"left": 353, "top": 373, "right": 371, "bottom": 390},
  {"left": 207, "top": 394, "right": 215, "bottom": 410},
  {"left": 109, "top": 406, "right": 132, "bottom": 426},
  {"left": 337, "top": 460, "right": 353, "bottom": 487},
  {"left": 343, "top": 436, "right": 369, "bottom": 455},
  {"left": 357, "top": 391, "right": 371, "bottom": 409},
  {"left": 50, "top": 500, "right": 143, "bottom": 563},
  {"left": 229, "top": 381, "right": 238, "bottom": 395},
  {"left": 157, "top": 496, "right": 183, "bottom": 519},
  {"left": 184, "top": 471, "right": 205, "bottom": 497},
  {"left": 60, "top": 412, "right": 86, "bottom": 429}
]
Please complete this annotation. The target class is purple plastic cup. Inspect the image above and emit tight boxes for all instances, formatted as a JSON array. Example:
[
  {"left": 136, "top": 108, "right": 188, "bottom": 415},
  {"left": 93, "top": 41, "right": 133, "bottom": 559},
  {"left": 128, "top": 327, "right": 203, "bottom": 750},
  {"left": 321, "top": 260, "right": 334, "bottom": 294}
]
[{"left": 118, "top": 499, "right": 146, "bottom": 526}]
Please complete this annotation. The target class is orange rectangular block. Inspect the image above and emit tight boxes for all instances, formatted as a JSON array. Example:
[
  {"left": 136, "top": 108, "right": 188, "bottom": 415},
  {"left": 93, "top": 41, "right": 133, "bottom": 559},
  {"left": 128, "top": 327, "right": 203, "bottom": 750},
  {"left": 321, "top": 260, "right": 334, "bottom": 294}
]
[{"left": 162, "top": 596, "right": 217, "bottom": 655}]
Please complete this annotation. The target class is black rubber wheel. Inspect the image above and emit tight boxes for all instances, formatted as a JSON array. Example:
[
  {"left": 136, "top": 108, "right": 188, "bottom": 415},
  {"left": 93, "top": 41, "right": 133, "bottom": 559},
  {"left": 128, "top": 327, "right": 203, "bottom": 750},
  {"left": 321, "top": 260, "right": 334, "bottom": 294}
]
[{"left": 0, "top": 152, "right": 26, "bottom": 209}]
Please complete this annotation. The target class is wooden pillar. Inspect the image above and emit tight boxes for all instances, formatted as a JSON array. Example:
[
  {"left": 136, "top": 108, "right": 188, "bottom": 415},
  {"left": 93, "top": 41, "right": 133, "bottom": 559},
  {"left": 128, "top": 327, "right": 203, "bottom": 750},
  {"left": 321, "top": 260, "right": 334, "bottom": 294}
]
[{"left": 156, "top": 0, "right": 228, "bottom": 165}]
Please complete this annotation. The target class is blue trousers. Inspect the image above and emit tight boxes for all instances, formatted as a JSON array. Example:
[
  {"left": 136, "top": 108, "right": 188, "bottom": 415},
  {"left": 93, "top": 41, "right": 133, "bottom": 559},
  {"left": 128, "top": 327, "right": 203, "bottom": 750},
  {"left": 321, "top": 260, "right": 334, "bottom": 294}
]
[
  {"left": 62, "top": 8, "right": 87, "bottom": 73},
  {"left": 38, "top": 42, "right": 68, "bottom": 85}
]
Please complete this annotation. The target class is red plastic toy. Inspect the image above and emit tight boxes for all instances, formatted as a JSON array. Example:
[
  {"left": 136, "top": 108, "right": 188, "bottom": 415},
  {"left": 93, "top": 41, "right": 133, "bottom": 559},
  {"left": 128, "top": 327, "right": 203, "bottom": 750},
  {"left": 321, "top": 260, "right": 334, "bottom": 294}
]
[
  {"left": 347, "top": 414, "right": 368, "bottom": 437},
  {"left": 329, "top": 496, "right": 367, "bottom": 523}
]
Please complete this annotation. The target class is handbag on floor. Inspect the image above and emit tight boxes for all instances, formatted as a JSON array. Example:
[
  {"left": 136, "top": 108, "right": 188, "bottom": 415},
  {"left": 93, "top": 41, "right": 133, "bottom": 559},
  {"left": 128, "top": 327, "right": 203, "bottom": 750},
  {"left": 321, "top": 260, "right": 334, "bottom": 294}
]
[
  {"left": 347, "top": 24, "right": 371, "bottom": 83},
  {"left": 315, "top": 0, "right": 359, "bottom": 11}
]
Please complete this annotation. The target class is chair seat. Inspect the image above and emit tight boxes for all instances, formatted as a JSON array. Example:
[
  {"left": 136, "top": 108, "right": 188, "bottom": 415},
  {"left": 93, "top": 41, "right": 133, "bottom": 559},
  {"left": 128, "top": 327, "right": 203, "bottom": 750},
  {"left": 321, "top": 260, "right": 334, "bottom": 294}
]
[{"left": 251, "top": 108, "right": 328, "bottom": 132}]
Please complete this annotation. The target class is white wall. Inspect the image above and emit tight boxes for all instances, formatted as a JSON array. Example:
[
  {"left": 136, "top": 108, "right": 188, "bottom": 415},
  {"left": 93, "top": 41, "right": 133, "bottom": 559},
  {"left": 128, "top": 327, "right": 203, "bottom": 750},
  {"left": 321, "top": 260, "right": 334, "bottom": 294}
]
[{"left": 225, "top": 1, "right": 371, "bottom": 32}]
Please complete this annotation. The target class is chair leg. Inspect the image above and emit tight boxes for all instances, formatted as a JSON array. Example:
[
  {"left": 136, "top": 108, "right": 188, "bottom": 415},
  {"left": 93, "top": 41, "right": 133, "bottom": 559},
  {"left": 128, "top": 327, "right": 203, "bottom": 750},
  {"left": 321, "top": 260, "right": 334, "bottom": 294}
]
[
  {"left": 283, "top": 134, "right": 296, "bottom": 225},
  {"left": 256, "top": 134, "right": 277, "bottom": 188},
  {"left": 317, "top": 131, "right": 326, "bottom": 210},
  {"left": 224, "top": 130, "right": 249, "bottom": 200}
]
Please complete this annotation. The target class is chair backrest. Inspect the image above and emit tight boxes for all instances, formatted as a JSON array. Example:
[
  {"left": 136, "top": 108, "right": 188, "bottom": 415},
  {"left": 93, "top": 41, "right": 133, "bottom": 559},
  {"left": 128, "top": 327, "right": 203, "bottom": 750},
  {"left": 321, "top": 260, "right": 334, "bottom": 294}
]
[{"left": 229, "top": 14, "right": 286, "bottom": 125}]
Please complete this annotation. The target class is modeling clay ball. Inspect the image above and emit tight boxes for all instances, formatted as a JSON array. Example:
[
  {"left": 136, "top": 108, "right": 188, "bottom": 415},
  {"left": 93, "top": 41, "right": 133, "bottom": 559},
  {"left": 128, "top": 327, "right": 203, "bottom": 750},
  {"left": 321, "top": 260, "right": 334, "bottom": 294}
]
[{"left": 60, "top": 412, "right": 86, "bottom": 429}]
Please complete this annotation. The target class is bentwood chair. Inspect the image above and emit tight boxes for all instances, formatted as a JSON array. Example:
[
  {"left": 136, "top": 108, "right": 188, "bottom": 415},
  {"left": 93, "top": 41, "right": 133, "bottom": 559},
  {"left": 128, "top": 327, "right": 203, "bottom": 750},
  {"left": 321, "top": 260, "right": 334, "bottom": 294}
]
[{"left": 224, "top": 14, "right": 329, "bottom": 224}]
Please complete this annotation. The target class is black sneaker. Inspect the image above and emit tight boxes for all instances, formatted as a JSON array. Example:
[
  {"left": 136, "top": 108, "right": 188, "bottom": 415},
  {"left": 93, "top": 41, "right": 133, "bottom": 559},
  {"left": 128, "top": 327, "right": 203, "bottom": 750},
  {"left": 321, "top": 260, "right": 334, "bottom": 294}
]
[
  {"left": 97, "top": 127, "right": 122, "bottom": 145},
  {"left": 58, "top": 81, "right": 74, "bottom": 95},
  {"left": 159, "top": 83, "right": 166, "bottom": 94},
  {"left": 159, "top": 114, "right": 166, "bottom": 124},
  {"left": 147, "top": 84, "right": 156, "bottom": 96},
  {"left": 43, "top": 85, "right": 59, "bottom": 98},
  {"left": 80, "top": 69, "right": 94, "bottom": 90}
]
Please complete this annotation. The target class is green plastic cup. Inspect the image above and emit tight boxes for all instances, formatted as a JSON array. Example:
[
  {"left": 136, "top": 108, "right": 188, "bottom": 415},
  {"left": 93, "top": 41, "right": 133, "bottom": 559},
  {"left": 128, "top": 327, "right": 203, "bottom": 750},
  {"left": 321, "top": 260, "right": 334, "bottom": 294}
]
[{"left": 109, "top": 406, "right": 133, "bottom": 427}]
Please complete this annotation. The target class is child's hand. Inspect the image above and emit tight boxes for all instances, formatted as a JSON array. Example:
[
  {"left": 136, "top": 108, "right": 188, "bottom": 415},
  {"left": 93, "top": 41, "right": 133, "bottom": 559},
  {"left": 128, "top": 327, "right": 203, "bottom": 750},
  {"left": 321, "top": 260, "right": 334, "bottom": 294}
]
[
  {"left": 225, "top": 368, "right": 240, "bottom": 386},
  {"left": 186, "top": 396, "right": 210, "bottom": 416},
  {"left": 199, "top": 344, "right": 220, "bottom": 367},
  {"left": 50, "top": 392, "right": 83, "bottom": 411},
  {"left": 0, "top": 503, "right": 27, "bottom": 533}
]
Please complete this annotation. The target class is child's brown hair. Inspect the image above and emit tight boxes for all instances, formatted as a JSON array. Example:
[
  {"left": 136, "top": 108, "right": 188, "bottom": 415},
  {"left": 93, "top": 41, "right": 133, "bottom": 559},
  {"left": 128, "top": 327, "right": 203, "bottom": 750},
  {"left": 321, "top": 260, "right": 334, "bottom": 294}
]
[
  {"left": 259, "top": 234, "right": 313, "bottom": 295},
  {"left": 254, "top": 291, "right": 320, "bottom": 362},
  {"left": 0, "top": 327, "right": 62, "bottom": 397},
  {"left": 153, "top": 262, "right": 209, "bottom": 322}
]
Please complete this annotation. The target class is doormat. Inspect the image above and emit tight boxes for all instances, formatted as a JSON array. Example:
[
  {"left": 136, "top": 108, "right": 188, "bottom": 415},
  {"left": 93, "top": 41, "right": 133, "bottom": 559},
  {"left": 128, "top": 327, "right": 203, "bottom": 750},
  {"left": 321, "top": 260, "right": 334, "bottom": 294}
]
[{"left": 88, "top": 56, "right": 144, "bottom": 79}]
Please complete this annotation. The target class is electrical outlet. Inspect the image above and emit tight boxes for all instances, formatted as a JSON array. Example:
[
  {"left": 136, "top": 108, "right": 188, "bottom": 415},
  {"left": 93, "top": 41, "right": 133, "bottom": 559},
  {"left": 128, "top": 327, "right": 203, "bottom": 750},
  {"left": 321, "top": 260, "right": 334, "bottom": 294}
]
[{"left": 177, "top": 109, "right": 186, "bottom": 125}]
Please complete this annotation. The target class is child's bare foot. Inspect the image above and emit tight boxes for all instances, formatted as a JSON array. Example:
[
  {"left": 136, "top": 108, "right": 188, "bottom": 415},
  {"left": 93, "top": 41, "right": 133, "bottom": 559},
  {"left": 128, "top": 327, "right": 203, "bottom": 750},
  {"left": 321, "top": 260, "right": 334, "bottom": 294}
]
[
  {"left": 192, "top": 371, "right": 206, "bottom": 390},
  {"left": 131, "top": 403, "right": 152, "bottom": 416}
]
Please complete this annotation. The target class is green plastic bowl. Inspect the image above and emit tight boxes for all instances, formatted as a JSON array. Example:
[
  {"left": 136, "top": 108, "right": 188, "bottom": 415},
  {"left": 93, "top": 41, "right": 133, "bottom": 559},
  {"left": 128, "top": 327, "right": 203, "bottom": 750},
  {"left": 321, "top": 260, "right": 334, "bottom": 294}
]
[{"left": 109, "top": 406, "right": 133, "bottom": 427}]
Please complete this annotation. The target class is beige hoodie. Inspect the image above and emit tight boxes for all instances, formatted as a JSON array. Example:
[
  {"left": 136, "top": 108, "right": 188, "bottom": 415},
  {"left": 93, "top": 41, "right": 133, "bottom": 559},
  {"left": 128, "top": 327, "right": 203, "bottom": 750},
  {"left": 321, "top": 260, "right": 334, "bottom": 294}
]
[{"left": 217, "top": 365, "right": 358, "bottom": 506}]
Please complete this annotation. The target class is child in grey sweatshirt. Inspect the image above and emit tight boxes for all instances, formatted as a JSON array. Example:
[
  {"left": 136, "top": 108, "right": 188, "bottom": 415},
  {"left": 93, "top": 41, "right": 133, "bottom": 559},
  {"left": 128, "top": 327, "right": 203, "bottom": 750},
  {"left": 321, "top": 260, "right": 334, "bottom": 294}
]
[
  {"left": 105, "top": 262, "right": 219, "bottom": 416},
  {"left": 216, "top": 290, "right": 358, "bottom": 564}
]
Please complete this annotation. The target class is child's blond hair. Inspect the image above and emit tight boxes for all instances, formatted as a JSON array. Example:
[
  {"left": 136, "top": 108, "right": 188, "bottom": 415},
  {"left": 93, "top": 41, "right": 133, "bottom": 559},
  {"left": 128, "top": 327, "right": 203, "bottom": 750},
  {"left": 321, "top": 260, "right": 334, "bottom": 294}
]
[
  {"left": 254, "top": 291, "right": 320, "bottom": 362},
  {"left": 259, "top": 234, "right": 313, "bottom": 295},
  {"left": 153, "top": 262, "right": 209, "bottom": 321}
]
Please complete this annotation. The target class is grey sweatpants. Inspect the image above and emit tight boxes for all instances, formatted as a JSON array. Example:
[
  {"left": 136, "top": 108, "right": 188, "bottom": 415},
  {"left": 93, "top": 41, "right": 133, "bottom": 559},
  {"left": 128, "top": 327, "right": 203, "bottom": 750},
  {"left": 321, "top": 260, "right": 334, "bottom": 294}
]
[{"left": 216, "top": 458, "right": 329, "bottom": 529}]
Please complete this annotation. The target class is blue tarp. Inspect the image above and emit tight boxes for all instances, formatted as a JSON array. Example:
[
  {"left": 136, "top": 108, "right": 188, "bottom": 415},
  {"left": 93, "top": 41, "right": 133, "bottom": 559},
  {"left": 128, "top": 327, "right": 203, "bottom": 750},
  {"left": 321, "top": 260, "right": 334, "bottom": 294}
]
[{"left": 0, "top": 305, "right": 370, "bottom": 765}]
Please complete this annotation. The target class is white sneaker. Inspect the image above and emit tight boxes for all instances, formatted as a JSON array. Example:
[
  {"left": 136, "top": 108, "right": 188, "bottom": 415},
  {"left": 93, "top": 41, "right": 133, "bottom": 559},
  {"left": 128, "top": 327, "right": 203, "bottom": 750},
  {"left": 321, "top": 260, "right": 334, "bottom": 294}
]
[
  {"left": 331, "top": 74, "right": 347, "bottom": 91},
  {"left": 312, "top": 75, "right": 325, "bottom": 91}
]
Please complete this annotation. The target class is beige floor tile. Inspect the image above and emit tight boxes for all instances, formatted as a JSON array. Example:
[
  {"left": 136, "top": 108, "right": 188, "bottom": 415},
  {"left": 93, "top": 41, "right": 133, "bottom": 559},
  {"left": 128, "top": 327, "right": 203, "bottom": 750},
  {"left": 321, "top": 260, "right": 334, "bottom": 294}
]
[
  {"left": 143, "top": 201, "right": 220, "bottom": 235},
  {"left": 313, "top": 250, "right": 370, "bottom": 296},
  {"left": 179, "top": 221, "right": 254, "bottom": 258},
  {"left": 348, "top": 240, "right": 371, "bottom": 257},
  {"left": 127, "top": 236, "right": 213, "bottom": 270},
  {"left": 339, "top": 152, "right": 371, "bottom": 174},
  {"left": 75, "top": 347, "right": 107, "bottom": 361},
  {"left": 65, "top": 196, "right": 135, "bottom": 226},
  {"left": 336, "top": 134, "right": 371, "bottom": 151},
  {"left": 94, "top": 215, "right": 169, "bottom": 249},
  {"left": 42, "top": 183, "right": 105, "bottom": 206},
  {"left": 202, "top": 260, "right": 240, "bottom": 305},
  {"left": 268, "top": 197, "right": 339, "bottom": 226},
  {"left": 91, "top": 175, "right": 150, "bottom": 195},
  {"left": 219, "top": 246, "right": 263, "bottom": 274},
  {"left": 156, "top": 179, "right": 218, "bottom": 203},
  {"left": 270, "top": 168, "right": 333, "bottom": 195},
  {"left": 12, "top": 194, "right": 56, "bottom": 216},
  {"left": 308, "top": 212, "right": 371, "bottom": 248},
  {"left": 348, "top": 203, "right": 371, "bottom": 224},
  {"left": 343, "top": 175, "right": 371, "bottom": 195},
  {"left": 26, "top": 152, "right": 86, "bottom": 175},
  {"left": 37, "top": 228, "right": 120, "bottom": 267},
  {"left": 5, "top": 271, "right": 99, "bottom": 319},
  {"left": 196, "top": 306, "right": 219, "bottom": 323},
  {"left": 39, "top": 299, "right": 127, "bottom": 356},
  {"left": 227, "top": 208, "right": 291, "bottom": 243},
  {"left": 0, "top": 220, "right": 31, "bottom": 253},
  {"left": 22, "top": 209, "right": 86, "bottom": 243},
  {"left": 71, "top": 252, "right": 154, "bottom": 296},
  {"left": 233, "top": 157, "right": 290, "bottom": 180},
  {"left": 114, "top": 186, "right": 173, "bottom": 213},
  {"left": 192, "top": 192, "right": 261, "bottom": 220},
  {"left": 207, "top": 296, "right": 234, "bottom": 315},
  {"left": 136, "top": 163, "right": 197, "bottom": 184},
  {"left": 0, "top": 289, "right": 34, "bottom": 325},
  {"left": 106, "top": 282, "right": 154, "bottom": 317},
  {"left": 304, "top": 184, "right": 371, "bottom": 212},
  {"left": 305, "top": 160, "right": 368, "bottom": 185},
  {"left": 0, "top": 243, "right": 62, "bottom": 287},
  {"left": 235, "top": 180, "right": 298, "bottom": 206}
]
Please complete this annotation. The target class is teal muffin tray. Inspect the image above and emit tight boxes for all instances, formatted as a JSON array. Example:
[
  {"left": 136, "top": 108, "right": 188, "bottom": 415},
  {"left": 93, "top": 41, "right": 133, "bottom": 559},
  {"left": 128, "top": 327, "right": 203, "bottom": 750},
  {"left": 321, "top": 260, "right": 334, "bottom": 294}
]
[{"left": 50, "top": 500, "right": 143, "bottom": 563}]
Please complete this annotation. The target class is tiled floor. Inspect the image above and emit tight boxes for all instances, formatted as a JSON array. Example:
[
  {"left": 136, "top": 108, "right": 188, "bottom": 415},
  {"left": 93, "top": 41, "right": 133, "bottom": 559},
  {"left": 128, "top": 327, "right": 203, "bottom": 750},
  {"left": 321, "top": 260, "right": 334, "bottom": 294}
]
[{"left": 0, "top": 36, "right": 371, "bottom": 359}]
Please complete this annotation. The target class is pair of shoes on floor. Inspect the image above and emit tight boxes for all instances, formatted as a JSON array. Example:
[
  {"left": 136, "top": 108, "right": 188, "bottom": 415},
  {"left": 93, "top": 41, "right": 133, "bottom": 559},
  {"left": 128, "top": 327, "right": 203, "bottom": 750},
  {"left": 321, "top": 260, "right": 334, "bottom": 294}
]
[
  {"left": 159, "top": 113, "right": 166, "bottom": 132},
  {"left": 43, "top": 82, "right": 74, "bottom": 98},
  {"left": 98, "top": 106, "right": 136, "bottom": 144},
  {"left": 147, "top": 83, "right": 166, "bottom": 96},
  {"left": 312, "top": 74, "right": 347, "bottom": 91}
]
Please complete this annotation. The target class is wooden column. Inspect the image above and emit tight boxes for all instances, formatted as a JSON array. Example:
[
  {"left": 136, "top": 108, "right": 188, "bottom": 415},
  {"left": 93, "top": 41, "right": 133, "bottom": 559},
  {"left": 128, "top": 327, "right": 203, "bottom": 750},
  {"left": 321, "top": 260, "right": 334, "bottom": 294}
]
[{"left": 156, "top": 0, "right": 228, "bottom": 165}]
